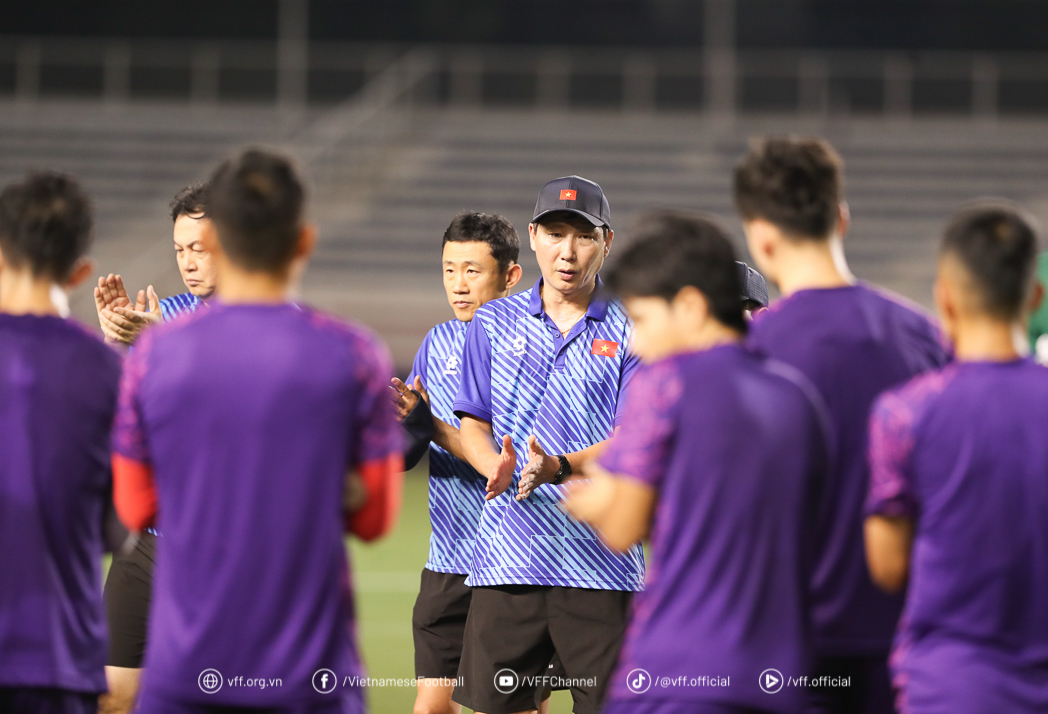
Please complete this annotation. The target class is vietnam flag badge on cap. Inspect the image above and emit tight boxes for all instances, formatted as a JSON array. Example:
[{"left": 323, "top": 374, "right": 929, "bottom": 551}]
[
  {"left": 591, "top": 339, "right": 618, "bottom": 357},
  {"left": 560, "top": 189, "right": 577, "bottom": 201}
]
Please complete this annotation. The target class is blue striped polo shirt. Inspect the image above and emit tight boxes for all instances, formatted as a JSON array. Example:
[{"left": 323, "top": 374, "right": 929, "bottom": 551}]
[
  {"left": 159, "top": 293, "right": 202, "bottom": 322},
  {"left": 453, "top": 277, "right": 644, "bottom": 591},
  {"left": 407, "top": 319, "right": 488, "bottom": 575}
]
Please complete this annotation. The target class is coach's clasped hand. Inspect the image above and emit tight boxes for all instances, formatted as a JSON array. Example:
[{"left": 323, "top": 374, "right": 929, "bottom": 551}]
[
  {"left": 390, "top": 375, "right": 429, "bottom": 421},
  {"left": 485, "top": 434, "right": 516, "bottom": 501},
  {"left": 516, "top": 435, "right": 560, "bottom": 500},
  {"left": 94, "top": 274, "right": 162, "bottom": 346}
]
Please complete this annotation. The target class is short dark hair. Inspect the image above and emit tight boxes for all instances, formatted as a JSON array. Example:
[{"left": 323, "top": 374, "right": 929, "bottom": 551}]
[
  {"left": 207, "top": 149, "right": 305, "bottom": 273},
  {"left": 533, "top": 210, "right": 609, "bottom": 240},
  {"left": 603, "top": 210, "right": 747, "bottom": 334},
  {"left": 733, "top": 136, "right": 843, "bottom": 240},
  {"left": 170, "top": 182, "right": 210, "bottom": 222},
  {"left": 442, "top": 212, "right": 520, "bottom": 271},
  {"left": 941, "top": 202, "right": 1040, "bottom": 320},
  {"left": 0, "top": 171, "right": 92, "bottom": 281}
]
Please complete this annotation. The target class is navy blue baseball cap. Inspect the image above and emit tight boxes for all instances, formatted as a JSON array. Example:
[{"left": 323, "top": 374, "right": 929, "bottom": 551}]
[
  {"left": 532, "top": 175, "right": 611, "bottom": 229},
  {"left": 737, "top": 261, "right": 769, "bottom": 307}
]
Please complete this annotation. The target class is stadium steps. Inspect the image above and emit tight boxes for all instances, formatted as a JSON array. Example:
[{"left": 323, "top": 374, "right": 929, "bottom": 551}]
[
  {"left": 0, "top": 100, "right": 310, "bottom": 321},
  {"left": 3, "top": 101, "right": 1048, "bottom": 371}
]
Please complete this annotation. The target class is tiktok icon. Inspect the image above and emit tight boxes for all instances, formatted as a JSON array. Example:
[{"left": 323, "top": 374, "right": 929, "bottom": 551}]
[{"left": 626, "top": 668, "right": 651, "bottom": 694}]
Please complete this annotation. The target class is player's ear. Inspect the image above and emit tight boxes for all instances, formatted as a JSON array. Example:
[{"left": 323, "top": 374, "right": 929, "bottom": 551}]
[
  {"left": 294, "top": 223, "right": 317, "bottom": 261},
  {"left": 1028, "top": 280, "right": 1045, "bottom": 316},
  {"left": 673, "top": 285, "right": 709, "bottom": 324},
  {"left": 603, "top": 228, "right": 614, "bottom": 257},
  {"left": 933, "top": 265, "right": 958, "bottom": 340},
  {"left": 836, "top": 202, "right": 851, "bottom": 241},
  {"left": 64, "top": 257, "right": 95, "bottom": 290},
  {"left": 504, "top": 262, "right": 523, "bottom": 291},
  {"left": 528, "top": 223, "right": 538, "bottom": 252}
]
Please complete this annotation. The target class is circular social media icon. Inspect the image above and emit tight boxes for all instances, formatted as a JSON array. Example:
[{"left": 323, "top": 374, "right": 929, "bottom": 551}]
[
  {"left": 626, "top": 668, "right": 652, "bottom": 694},
  {"left": 313, "top": 668, "right": 338, "bottom": 694},
  {"left": 494, "top": 668, "right": 520, "bottom": 694},
  {"left": 198, "top": 668, "right": 223, "bottom": 694},
  {"left": 759, "top": 668, "right": 784, "bottom": 694}
]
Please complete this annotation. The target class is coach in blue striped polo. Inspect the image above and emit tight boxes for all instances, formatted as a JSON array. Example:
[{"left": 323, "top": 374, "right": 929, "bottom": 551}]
[
  {"left": 94, "top": 182, "right": 215, "bottom": 347},
  {"left": 452, "top": 176, "right": 643, "bottom": 714},
  {"left": 92, "top": 182, "right": 216, "bottom": 714},
  {"left": 391, "top": 212, "right": 524, "bottom": 714}
]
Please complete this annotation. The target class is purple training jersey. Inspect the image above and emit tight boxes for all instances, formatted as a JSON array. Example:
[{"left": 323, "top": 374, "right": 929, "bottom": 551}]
[
  {"left": 867, "top": 359, "right": 1048, "bottom": 714},
  {"left": 599, "top": 345, "right": 832, "bottom": 713},
  {"left": 748, "top": 284, "right": 948, "bottom": 658},
  {"left": 0, "top": 314, "right": 120, "bottom": 693},
  {"left": 112, "top": 302, "right": 401, "bottom": 708}
]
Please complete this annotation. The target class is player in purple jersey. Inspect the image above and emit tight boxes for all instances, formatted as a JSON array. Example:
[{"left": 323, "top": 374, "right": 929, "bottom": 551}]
[
  {"left": 735, "top": 137, "right": 949, "bottom": 714},
  {"left": 110, "top": 149, "right": 404, "bottom": 714},
  {"left": 94, "top": 182, "right": 217, "bottom": 349},
  {"left": 866, "top": 204, "right": 1048, "bottom": 714},
  {"left": 452, "top": 176, "right": 643, "bottom": 714},
  {"left": 0, "top": 172, "right": 120, "bottom": 714},
  {"left": 565, "top": 211, "right": 831, "bottom": 714},
  {"left": 388, "top": 212, "right": 524, "bottom": 714},
  {"left": 95, "top": 183, "right": 217, "bottom": 714}
]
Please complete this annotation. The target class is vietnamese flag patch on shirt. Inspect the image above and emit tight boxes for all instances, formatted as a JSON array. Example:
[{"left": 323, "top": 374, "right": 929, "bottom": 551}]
[{"left": 591, "top": 339, "right": 618, "bottom": 357}]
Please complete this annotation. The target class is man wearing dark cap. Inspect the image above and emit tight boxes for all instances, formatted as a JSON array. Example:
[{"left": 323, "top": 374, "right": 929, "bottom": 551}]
[
  {"left": 738, "top": 261, "right": 770, "bottom": 317},
  {"left": 451, "top": 176, "right": 643, "bottom": 714}
]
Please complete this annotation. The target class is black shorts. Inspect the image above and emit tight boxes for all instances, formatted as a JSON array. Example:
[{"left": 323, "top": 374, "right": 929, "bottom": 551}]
[
  {"left": 103, "top": 531, "right": 156, "bottom": 668},
  {"left": 453, "top": 584, "right": 632, "bottom": 714},
  {"left": 0, "top": 687, "right": 98, "bottom": 714},
  {"left": 532, "top": 652, "right": 568, "bottom": 709},
  {"left": 412, "top": 569, "right": 473, "bottom": 679}
]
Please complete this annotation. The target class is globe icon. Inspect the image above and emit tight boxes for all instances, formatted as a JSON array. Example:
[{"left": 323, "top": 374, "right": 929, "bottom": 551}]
[{"left": 198, "top": 669, "right": 222, "bottom": 693}]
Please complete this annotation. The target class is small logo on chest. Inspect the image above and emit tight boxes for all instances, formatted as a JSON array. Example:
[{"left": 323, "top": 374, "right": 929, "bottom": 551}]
[
  {"left": 443, "top": 354, "right": 460, "bottom": 375},
  {"left": 510, "top": 335, "right": 527, "bottom": 357}
]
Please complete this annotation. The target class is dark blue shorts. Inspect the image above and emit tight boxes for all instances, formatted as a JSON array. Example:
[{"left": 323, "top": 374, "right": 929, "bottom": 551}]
[{"left": 0, "top": 687, "right": 99, "bottom": 714}]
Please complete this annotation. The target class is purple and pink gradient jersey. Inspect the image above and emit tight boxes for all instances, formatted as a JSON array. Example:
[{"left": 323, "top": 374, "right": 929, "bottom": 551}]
[
  {"left": 112, "top": 302, "right": 401, "bottom": 708},
  {"left": 867, "top": 359, "right": 1048, "bottom": 714},
  {"left": 0, "top": 314, "right": 120, "bottom": 693},
  {"left": 598, "top": 344, "right": 832, "bottom": 713},
  {"left": 747, "top": 283, "right": 949, "bottom": 658}
]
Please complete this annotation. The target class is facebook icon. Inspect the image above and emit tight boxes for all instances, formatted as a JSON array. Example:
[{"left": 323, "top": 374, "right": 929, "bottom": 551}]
[
  {"left": 313, "top": 668, "right": 337, "bottom": 693},
  {"left": 627, "top": 668, "right": 651, "bottom": 694}
]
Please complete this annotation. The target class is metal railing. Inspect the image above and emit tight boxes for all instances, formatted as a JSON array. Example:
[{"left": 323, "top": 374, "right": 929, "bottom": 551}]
[
  {"left": 294, "top": 48, "right": 437, "bottom": 198},
  {"left": 4, "top": 37, "right": 1048, "bottom": 118}
]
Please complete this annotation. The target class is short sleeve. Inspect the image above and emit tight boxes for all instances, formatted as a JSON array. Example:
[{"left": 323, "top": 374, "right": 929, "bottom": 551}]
[
  {"left": 351, "top": 335, "right": 403, "bottom": 467},
  {"left": 112, "top": 334, "right": 152, "bottom": 464},
  {"left": 598, "top": 359, "right": 683, "bottom": 489},
  {"left": 865, "top": 390, "right": 919, "bottom": 519},
  {"left": 401, "top": 331, "right": 436, "bottom": 470},
  {"left": 613, "top": 345, "right": 643, "bottom": 428},
  {"left": 407, "top": 330, "right": 429, "bottom": 388},
  {"left": 453, "top": 315, "right": 493, "bottom": 423}
]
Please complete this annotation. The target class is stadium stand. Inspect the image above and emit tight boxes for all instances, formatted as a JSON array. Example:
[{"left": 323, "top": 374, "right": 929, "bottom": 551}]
[{"left": 2, "top": 96, "right": 1047, "bottom": 371}]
